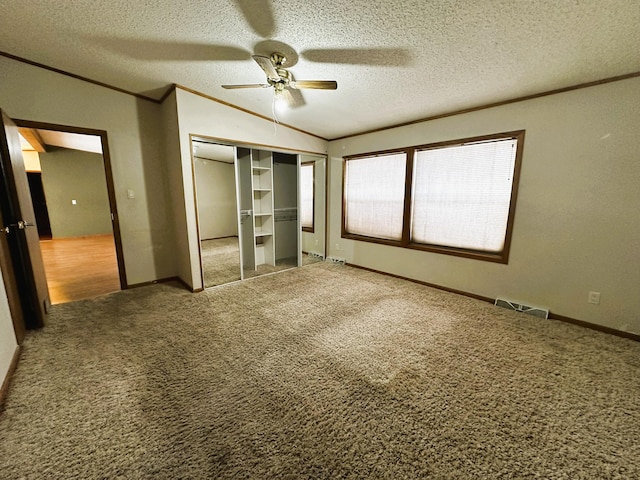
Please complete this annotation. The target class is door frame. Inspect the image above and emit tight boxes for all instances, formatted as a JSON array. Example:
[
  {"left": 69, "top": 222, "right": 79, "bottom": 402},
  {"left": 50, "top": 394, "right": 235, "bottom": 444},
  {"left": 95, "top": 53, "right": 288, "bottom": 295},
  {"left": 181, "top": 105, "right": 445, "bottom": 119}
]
[{"left": 15, "top": 119, "right": 127, "bottom": 290}]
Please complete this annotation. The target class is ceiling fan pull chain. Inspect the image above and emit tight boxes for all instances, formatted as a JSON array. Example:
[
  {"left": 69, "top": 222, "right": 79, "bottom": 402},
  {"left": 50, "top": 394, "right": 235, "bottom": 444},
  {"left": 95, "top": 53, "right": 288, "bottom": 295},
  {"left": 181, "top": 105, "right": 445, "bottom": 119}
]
[{"left": 271, "top": 93, "right": 280, "bottom": 135}]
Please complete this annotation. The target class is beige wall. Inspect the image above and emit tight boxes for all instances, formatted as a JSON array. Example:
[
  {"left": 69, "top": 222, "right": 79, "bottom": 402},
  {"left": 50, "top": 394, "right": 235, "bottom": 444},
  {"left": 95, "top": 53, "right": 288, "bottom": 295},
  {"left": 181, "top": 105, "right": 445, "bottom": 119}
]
[
  {"left": 173, "top": 87, "right": 327, "bottom": 290},
  {"left": 194, "top": 158, "right": 237, "bottom": 240},
  {"left": 328, "top": 76, "right": 640, "bottom": 335},
  {"left": 22, "top": 151, "right": 41, "bottom": 172},
  {"left": 0, "top": 267, "right": 18, "bottom": 389},
  {"left": 40, "top": 148, "right": 112, "bottom": 238},
  {"left": 0, "top": 55, "right": 176, "bottom": 285}
]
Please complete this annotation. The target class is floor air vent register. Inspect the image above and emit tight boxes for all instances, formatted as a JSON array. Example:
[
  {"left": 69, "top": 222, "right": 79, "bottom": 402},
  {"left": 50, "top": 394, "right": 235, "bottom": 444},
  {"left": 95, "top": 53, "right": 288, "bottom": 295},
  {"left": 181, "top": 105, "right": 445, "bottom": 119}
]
[{"left": 495, "top": 299, "right": 549, "bottom": 319}]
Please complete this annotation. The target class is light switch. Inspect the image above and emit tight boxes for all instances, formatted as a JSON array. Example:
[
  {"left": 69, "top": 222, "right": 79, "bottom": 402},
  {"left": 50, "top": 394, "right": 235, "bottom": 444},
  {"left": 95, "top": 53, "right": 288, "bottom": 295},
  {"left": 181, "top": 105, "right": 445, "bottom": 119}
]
[
  {"left": 127, "top": 189, "right": 135, "bottom": 199},
  {"left": 71, "top": 199, "right": 77, "bottom": 205}
]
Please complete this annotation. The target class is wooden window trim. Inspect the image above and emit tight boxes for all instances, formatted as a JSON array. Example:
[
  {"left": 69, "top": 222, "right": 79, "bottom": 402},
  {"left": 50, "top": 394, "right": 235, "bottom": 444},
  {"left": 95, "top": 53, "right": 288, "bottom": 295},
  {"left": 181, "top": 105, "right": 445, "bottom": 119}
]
[
  {"left": 341, "top": 149, "right": 408, "bottom": 242},
  {"left": 341, "top": 130, "right": 525, "bottom": 264}
]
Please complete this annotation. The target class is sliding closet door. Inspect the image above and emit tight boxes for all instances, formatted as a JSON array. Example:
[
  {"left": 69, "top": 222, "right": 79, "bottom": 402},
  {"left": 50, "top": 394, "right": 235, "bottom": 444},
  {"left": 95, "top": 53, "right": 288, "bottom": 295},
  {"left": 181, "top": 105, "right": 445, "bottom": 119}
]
[{"left": 235, "top": 147, "right": 254, "bottom": 272}]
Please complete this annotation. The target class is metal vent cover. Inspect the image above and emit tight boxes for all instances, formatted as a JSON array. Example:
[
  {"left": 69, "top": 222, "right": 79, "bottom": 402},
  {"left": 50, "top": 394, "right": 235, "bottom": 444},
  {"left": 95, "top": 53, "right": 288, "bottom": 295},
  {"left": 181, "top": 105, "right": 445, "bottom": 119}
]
[{"left": 495, "top": 299, "right": 549, "bottom": 319}]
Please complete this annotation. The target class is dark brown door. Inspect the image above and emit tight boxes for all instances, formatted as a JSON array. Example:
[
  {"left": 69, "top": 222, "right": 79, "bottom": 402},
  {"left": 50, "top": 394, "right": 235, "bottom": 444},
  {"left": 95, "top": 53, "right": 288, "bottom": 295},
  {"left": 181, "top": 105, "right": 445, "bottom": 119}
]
[
  {"left": 27, "top": 172, "right": 52, "bottom": 239},
  {"left": 0, "top": 109, "right": 50, "bottom": 329}
]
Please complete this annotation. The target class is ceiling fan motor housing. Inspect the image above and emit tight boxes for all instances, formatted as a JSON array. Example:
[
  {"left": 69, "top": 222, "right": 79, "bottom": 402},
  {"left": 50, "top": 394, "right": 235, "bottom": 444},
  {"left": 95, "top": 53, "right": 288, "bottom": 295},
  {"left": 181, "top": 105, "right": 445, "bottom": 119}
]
[
  {"left": 270, "top": 65, "right": 291, "bottom": 91},
  {"left": 270, "top": 52, "right": 287, "bottom": 67}
]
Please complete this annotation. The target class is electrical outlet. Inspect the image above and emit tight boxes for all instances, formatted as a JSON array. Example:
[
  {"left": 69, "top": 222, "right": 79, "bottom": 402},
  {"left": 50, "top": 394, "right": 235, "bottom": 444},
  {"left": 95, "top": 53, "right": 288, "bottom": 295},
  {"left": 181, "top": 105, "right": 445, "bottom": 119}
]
[
  {"left": 335, "top": 243, "right": 341, "bottom": 251},
  {"left": 588, "top": 291, "right": 601, "bottom": 305},
  {"left": 315, "top": 239, "right": 319, "bottom": 246}
]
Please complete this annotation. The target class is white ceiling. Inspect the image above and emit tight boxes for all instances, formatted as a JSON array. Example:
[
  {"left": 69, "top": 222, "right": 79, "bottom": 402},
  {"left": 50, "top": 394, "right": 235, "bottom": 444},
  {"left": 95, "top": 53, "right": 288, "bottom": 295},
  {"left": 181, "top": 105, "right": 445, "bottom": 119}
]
[{"left": 2, "top": 1, "right": 639, "bottom": 139}]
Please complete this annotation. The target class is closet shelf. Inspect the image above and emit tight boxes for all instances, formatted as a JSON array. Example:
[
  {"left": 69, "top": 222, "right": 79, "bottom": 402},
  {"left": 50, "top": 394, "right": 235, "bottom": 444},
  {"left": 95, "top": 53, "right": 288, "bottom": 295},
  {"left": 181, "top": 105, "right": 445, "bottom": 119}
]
[
  {"left": 254, "top": 231, "right": 273, "bottom": 237},
  {"left": 254, "top": 212, "right": 272, "bottom": 217}
]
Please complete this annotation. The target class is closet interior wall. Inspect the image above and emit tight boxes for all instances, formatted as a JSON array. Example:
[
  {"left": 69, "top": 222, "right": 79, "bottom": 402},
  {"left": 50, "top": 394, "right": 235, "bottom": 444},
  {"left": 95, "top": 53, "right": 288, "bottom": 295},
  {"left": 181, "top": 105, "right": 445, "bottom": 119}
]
[{"left": 273, "top": 152, "right": 299, "bottom": 265}]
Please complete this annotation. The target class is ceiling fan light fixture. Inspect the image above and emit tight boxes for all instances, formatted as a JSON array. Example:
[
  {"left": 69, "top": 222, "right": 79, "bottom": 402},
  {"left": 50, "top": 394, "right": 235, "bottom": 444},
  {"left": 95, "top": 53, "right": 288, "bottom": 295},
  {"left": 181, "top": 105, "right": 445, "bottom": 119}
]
[
  {"left": 273, "top": 88, "right": 288, "bottom": 112},
  {"left": 222, "top": 51, "right": 337, "bottom": 107}
]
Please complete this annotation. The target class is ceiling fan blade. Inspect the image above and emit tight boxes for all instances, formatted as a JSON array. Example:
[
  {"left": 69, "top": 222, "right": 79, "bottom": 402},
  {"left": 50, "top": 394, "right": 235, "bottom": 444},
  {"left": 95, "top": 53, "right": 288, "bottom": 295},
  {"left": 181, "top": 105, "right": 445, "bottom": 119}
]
[
  {"left": 233, "top": 0, "right": 276, "bottom": 38},
  {"left": 280, "top": 88, "right": 306, "bottom": 109},
  {"left": 302, "top": 48, "right": 412, "bottom": 67},
  {"left": 290, "top": 80, "right": 338, "bottom": 90},
  {"left": 222, "top": 84, "right": 270, "bottom": 89},
  {"left": 252, "top": 55, "right": 280, "bottom": 81}
]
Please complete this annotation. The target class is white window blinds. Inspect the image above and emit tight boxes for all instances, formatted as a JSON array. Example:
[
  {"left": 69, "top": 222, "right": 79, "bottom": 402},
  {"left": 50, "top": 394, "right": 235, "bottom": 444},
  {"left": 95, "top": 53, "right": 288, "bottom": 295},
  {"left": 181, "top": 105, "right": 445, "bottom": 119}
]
[
  {"left": 300, "top": 163, "right": 314, "bottom": 229},
  {"left": 344, "top": 153, "right": 406, "bottom": 241},
  {"left": 411, "top": 139, "right": 517, "bottom": 252}
]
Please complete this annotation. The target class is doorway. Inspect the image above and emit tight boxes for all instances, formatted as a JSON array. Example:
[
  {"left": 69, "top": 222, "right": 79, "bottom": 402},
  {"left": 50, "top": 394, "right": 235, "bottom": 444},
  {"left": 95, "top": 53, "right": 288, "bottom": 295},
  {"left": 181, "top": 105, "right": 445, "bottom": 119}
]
[
  {"left": 16, "top": 120, "right": 126, "bottom": 304},
  {"left": 26, "top": 172, "right": 52, "bottom": 239}
]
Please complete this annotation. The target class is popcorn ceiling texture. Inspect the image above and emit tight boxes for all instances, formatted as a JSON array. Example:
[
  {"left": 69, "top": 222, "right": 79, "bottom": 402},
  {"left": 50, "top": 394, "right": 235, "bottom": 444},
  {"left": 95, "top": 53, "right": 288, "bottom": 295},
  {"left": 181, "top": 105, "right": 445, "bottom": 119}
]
[
  {"left": 1, "top": 262, "right": 639, "bottom": 478},
  {"left": 1, "top": 0, "right": 639, "bottom": 138}
]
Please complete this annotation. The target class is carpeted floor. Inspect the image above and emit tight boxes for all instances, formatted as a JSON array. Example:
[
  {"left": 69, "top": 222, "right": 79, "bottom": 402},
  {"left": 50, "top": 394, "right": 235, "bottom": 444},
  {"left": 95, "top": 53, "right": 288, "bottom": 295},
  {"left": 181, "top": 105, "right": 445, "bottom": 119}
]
[
  {"left": 203, "top": 237, "right": 322, "bottom": 286},
  {"left": 201, "top": 237, "right": 241, "bottom": 287},
  {"left": 243, "top": 253, "right": 323, "bottom": 280},
  {"left": 1, "top": 263, "right": 639, "bottom": 478}
]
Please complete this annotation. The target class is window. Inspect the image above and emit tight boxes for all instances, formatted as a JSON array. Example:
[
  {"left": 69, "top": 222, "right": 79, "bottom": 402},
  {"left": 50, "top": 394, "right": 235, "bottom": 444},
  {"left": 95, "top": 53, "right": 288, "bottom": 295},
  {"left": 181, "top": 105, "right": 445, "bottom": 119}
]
[
  {"left": 342, "top": 131, "right": 524, "bottom": 263},
  {"left": 300, "top": 162, "right": 315, "bottom": 232},
  {"left": 343, "top": 152, "right": 407, "bottom": 241}
]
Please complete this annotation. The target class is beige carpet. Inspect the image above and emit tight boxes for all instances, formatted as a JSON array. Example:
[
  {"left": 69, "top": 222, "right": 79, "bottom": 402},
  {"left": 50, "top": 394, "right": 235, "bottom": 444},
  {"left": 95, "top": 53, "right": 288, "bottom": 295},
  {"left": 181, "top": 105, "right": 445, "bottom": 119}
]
[
  {"left": 1, "top": 263, "right": 639, "bottom": 478},
  {"left": 201, "top": 237, "right": 241, "bottom": 287},
  {"left": 243, "top": 253, "right": 320, "bottom": 280}
]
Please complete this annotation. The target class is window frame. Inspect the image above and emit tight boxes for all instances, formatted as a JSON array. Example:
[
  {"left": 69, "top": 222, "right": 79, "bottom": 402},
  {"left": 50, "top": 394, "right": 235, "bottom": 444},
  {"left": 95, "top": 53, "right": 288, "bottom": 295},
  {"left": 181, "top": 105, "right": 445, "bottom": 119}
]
[
  {"left": 300, "top": 161, "right": 315, "bottom": 233},
  {"left": 341, "top": 147, "right": 412, "bottom": 247},
  {"left": 341, "top": 130, "right": 525, "bottom": 264}
]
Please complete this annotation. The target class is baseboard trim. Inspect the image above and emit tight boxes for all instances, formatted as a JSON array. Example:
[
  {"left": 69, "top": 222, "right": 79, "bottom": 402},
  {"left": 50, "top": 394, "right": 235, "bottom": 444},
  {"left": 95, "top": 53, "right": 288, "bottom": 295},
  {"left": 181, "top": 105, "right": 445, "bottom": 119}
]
[
  {"left": 0, "top": 345, "right": 21, "bottom": 410},
  {"left": 549, "top": 313, "right": 640, "bottom": 342},
  {"left": 346, "top": 263, "right": 494, "bottom": 303},
  {"left": 345, "top": 263, "right": 639, "bottom": 342},
  {"left": 127, "top": 276, "right": 194, "bottom": 291}
]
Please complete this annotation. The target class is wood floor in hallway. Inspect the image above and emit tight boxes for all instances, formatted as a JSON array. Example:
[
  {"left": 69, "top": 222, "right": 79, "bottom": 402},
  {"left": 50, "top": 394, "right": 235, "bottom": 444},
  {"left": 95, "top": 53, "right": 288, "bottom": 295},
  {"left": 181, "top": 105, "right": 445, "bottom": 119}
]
[{"left": 40, "top": 234, "right": 121, "bottom": 304}]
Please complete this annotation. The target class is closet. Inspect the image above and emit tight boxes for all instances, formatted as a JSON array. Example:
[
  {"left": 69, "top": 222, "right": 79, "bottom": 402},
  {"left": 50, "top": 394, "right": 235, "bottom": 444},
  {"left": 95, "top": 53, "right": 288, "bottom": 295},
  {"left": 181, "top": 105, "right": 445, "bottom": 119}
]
[
  {"left": 273, "top": 152, "right": 299, "bottom": 265},
  {"left": 236, "top": 148, "right": 299, "bottom": 276}
]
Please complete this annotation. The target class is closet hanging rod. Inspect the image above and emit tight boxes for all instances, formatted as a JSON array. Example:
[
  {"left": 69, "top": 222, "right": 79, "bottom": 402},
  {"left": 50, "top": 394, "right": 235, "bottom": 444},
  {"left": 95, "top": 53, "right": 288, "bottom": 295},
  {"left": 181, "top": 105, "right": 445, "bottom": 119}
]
[{"left": 274, "top": 207, "right": 298, "bottom": 212}]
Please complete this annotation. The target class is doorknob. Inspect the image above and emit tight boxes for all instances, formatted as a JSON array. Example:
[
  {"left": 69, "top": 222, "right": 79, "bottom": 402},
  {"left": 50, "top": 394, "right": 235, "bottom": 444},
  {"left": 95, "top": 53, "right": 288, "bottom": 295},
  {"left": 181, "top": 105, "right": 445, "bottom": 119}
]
[
  {"left": 17, "top": 220, "right": 35, "bottom": 229},
  {"left": 4, "top": 220, "right": 35, "bottom": 231}
]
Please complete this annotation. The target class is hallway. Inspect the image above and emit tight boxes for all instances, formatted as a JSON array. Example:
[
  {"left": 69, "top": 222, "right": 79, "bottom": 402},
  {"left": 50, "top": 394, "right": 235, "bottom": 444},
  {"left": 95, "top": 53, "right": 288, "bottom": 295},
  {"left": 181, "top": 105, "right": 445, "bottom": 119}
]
[{"left": 40, "top": 234, "right": 120, "bottom": 304}]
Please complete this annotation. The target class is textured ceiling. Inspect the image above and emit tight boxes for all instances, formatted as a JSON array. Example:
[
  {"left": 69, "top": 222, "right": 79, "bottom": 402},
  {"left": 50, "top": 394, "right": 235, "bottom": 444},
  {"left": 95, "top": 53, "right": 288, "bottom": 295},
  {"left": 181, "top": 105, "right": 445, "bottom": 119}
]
[{"left": 1, "top": 0, "right": 639, "bottom": 139}]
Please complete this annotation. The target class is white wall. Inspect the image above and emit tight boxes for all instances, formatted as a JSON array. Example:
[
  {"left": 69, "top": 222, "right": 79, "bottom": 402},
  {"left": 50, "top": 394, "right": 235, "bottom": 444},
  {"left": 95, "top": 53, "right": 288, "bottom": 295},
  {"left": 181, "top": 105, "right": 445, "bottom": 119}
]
[
  {"left": 173, "top": 87, "right": 327, "bottom": 290},
  {"left": 0, "top": 268, "right": 18, "bottom": 392},
  {"left": 0, "top": 55, "right": 176, "bottom": 285},
  {"left": 328, "top": 77, "right": 640, "bottom": 334},
  {"left": 194, "top": 158, "right": 237, "bottom": 240}
]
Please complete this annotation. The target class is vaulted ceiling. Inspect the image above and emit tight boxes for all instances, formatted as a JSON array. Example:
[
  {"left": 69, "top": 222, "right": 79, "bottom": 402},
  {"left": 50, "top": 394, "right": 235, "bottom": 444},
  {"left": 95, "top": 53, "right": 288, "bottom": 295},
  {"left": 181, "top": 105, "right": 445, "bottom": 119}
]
[{"left": 2, "top": 0, "right": 639, "bottom": 139}]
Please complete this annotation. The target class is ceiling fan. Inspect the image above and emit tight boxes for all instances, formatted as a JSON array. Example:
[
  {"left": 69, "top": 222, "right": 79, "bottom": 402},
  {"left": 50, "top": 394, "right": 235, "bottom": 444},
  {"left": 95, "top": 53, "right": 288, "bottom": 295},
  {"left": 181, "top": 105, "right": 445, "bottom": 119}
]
[{"left": 222, "top": 52, "right": 337, "bottom": 108}]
